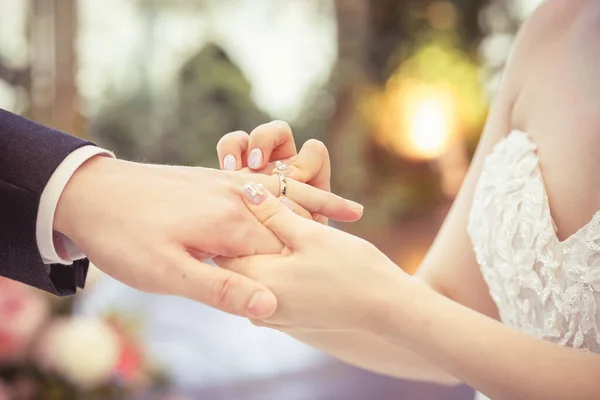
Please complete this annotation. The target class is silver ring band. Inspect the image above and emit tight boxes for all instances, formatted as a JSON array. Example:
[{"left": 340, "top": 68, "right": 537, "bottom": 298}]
[{"left": 276, "top": 173, "right": 287, "bottom": 196}]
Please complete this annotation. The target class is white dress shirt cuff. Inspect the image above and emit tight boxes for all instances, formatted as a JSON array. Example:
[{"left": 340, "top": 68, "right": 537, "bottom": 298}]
[{"left": 37, "top": 146, "right": 115, "bottom": 265}]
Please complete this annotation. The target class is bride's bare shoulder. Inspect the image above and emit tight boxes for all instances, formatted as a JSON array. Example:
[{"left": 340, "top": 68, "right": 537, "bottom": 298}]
[
  {"left": 493, "top": 0, "right": 584, "bottom": 117},
  {"left": 508, "top": 0, "right": 600, "bottom": 227},
  {"left": 510, "top": 0, "right": 582, "bottom": 51},
  {"left": 510, "top": 0, "right": 600, "bottom": 137}
]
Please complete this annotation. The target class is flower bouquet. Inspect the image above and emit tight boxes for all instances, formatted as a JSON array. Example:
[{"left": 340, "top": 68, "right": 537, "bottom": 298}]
[{"left": 0, "top": 277, "right": 168, "bottom": 400}]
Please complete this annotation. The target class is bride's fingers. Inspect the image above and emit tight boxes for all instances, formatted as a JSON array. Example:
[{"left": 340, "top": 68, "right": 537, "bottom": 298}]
[
  {"left": 281, "top": 139, "right": 331, "bottom": 191},
  {"left": 247, "top": 121, "right": 297, "bottom": 170},
  {"left": 217, "top": 130, "right": 249, "bottom": 171},
  {"left": 248, "top": 174, "right": 363, "bottom": 222},
  {"left": 238, "top": 158, "right": 297, "bottom": 176},
  {"left": 274, "top": 139, "right": 331, "bottom": 224}
]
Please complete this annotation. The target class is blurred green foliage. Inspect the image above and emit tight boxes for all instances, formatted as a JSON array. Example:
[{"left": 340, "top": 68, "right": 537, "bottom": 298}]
[{"left": 92, "top": 44, "right": 270, "bottom": 167}]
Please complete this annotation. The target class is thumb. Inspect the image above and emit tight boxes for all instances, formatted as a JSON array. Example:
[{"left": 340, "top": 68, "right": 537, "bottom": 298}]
[{"left": 241, "top": 181, "right": 313, "bottom": 248}]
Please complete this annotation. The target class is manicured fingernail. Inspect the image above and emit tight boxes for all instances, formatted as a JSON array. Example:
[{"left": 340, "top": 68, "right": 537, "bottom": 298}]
[
  {"left": 242, "top": 182, "right": 268, "bottom": 205},
  {"left": 247, "top": 291, "right": 277, "bottom": 318},
  {"left": 248, "top": 148, "right": 263, "bottom": 169},
  {"left": 223, "top": 154, "right": 237, "bottom": 171},
  {"left": 279, "top": 197, "right": 296, "bottom": 211},
  {"left": 346, "top": 199, "right": 364, "bottom": 214}
]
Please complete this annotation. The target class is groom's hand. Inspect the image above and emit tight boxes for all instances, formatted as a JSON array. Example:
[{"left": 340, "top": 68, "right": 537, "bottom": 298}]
[{"left": 53, "top": 156, "right": 362, "bottom": 318}]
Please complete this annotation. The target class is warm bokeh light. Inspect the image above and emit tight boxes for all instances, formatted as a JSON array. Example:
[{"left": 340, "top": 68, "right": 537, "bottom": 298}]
[
  {"left": 406, "top": 86, "right": 455, "bottom": 159},
  {"left": 370, "top": 37, "right": 488, "bottom": 162},
  {"left": 373, "top": 79, "right": 456, "bottom": 161}
]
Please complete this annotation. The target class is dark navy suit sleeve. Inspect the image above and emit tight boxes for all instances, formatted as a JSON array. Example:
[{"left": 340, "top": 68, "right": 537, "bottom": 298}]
[{"left": 0, "top": 108, "right": 90, "bottom": 295}]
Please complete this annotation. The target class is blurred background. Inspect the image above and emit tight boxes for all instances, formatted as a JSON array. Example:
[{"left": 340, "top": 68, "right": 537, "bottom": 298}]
[{"left": 0, "top": 0, "right": 542, "bottom": 399}]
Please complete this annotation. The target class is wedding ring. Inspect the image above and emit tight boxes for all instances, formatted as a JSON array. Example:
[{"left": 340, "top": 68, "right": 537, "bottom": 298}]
[
  {"left": 275, "top": 160, "right": 288, "bottom": 172},
  {"left": 276, "top": 173, "right": 287, "bottom": 196}
]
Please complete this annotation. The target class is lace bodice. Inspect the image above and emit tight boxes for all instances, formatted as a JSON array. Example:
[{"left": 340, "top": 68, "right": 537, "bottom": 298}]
[{"left": 468, "top": 130, "right": 600, "bottom": 353}]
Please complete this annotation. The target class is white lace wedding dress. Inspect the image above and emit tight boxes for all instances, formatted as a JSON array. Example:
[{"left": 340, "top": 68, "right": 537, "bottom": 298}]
[{"left": 467, "top": 130, "right": 600, "bottom": 400}]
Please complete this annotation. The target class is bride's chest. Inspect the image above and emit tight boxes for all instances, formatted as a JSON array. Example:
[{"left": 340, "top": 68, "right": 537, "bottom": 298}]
[{"left": 467, "top": 130, "right": 600, "bottom": 351}]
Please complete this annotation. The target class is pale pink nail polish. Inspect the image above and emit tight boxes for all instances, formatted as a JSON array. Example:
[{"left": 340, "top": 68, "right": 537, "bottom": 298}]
[
  {"left": 223, "top": 154, "right": 237, "bottom": 171},
  {"left": 242, "top": 182, "right": 268, "bottom": 205},
  {"left": 248, "top": 148, "right": 263, "bottom": 169}
]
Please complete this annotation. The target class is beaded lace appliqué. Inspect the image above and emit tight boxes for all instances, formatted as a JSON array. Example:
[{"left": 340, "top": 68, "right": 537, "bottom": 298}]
[{"left": 468, "top": 130, "right": 600, "bottom": 352}]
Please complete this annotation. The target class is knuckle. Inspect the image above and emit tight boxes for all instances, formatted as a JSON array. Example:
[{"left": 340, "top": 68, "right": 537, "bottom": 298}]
[
  {"left": 250, "top": 123, "right": 271, "bottom": 137},
  {"left": 211, "top": 273, "right": 237, "bottom": 310},
  {"left": 313, "top": 199, "right": 328, "bottom": 216},
  {"left": 304, "top": 139, "right": 328, "bottom": 157},
  {"left": 217, "top": 131, "right": 248, "bottom": 151},
  {"left": 270, "top": 120, "right": 292, "bottom": 134},
  {"left": 216, "top": 134, "right": 231, "bottom": 151},
  {"left": 231, "top": 130, "right": 250, "bottom": 141},
  {"left": 251, "top": 121, "right": 293, "bottom": 144},
  {"left": 258, "top": 200, "right": 283, "bottom": 226},
  {"left": 214, "top": 207, "right": 252, "bottom": 256},
  {"left": 225, "top": 200, "right": 247, "bottom": 220}
]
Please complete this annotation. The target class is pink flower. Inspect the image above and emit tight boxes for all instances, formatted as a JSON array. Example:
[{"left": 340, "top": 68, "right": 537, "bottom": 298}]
[{"left": 0, "top": 278, "right": 49, "bottom": 361}]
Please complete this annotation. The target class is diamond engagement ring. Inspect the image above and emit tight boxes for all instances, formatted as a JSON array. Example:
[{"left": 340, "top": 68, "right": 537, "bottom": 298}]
[{"left": 274, "top": 160, "right": 289, "bottom": 173}]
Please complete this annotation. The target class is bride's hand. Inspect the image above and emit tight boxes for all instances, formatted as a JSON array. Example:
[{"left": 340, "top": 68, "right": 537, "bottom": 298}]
[
  {"left": 214, "top": 182, "right": 410, "bottom": 332},
  {"left": 216, "top": 121, "right": 338, "bottom": 223}
]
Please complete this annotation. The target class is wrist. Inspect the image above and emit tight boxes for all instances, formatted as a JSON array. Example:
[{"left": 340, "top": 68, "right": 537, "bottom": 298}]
[
  {"left": 53, "top": 155, "right": 121, "bottom": 241},
  {"left": 365, "top": 274, "right": 427, "bottom": 340}
]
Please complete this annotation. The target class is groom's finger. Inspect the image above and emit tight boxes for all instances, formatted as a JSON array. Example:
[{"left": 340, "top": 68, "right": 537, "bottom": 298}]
[
  {"left": 240, "top": 181, "right": 314, "bottom": 247},
  {"left": 172, "top": 253, "right": 277, "bottom": 319}
]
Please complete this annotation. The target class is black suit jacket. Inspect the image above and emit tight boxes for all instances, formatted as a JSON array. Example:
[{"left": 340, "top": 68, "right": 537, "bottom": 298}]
[{"left": 0, "top": 108, "right": 89, "bottom": 295}]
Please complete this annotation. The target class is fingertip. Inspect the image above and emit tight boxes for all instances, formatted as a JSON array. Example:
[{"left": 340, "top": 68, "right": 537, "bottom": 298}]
[
  {"left": 345, "top": 199, "right": 364, "bottom": 215},
  {"left": 326, "top": 199, "right": 364, "bottom": 223},
  {"left": 337, "top": 208, "right": 364, "bottom": 222},
  {"left": 269, "top": 119, "right": 292, "bottom": 132}
]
